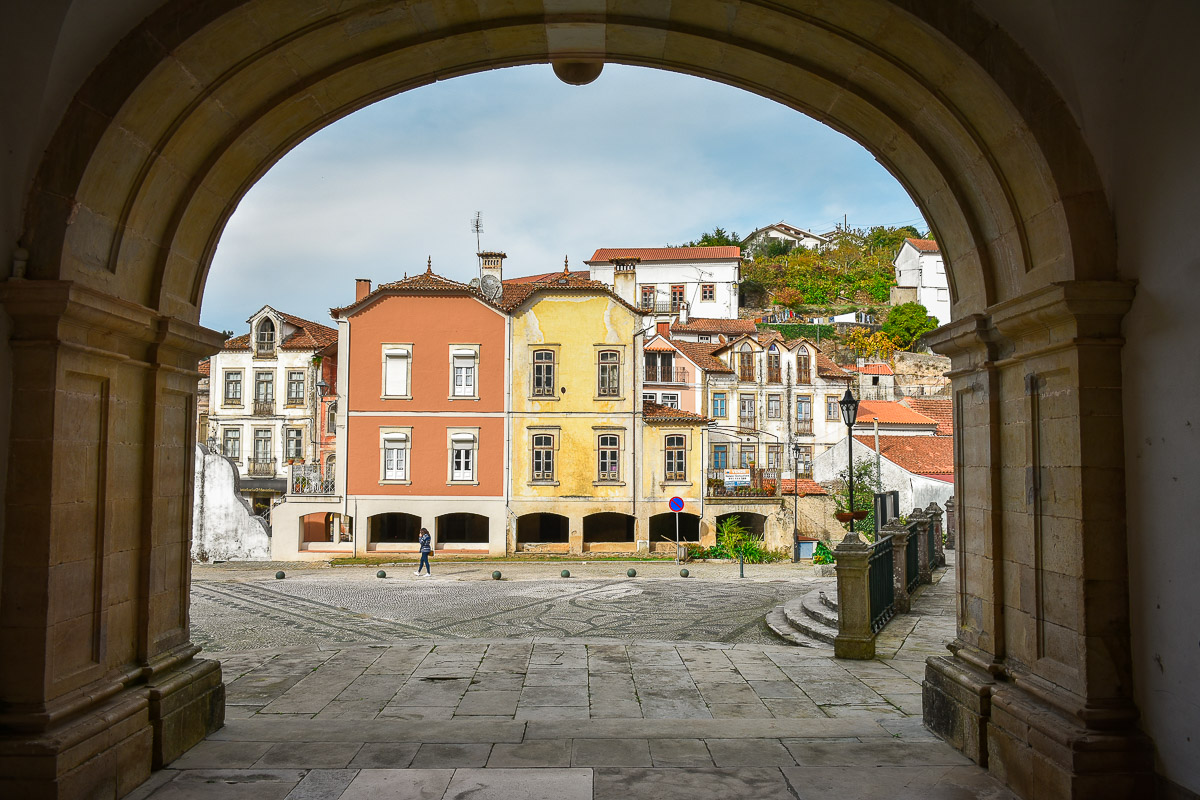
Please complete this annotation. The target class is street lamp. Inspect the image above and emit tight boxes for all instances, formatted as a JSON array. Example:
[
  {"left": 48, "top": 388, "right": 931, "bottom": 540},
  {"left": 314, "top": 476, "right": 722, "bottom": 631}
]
[
  {"left": 316, "top": 378, "right": 330, "bottom": 397},
  {"left": 839, "top": 388, "right": 861, "bottom": 529},
  {"left": 791, "top": 441, "right": 802, "bottom": 561}
]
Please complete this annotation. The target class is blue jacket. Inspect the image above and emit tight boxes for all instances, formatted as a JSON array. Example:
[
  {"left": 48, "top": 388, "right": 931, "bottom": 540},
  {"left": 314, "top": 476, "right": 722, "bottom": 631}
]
[{"left": 419, "top": 532, "right": 432, "bottom": 553}]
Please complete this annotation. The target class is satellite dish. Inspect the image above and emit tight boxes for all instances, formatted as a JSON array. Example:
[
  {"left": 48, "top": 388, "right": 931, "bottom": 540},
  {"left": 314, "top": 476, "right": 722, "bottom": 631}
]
[
  {"left": 468, "top": 277, "right": 480, "bottom": 290},
  {"left": 480, "top": 273, "right": 502, "bottom": 301}
]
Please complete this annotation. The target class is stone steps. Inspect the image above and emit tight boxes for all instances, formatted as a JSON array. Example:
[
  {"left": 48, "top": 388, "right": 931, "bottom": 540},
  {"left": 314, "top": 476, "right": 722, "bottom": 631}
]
[{"left": 765, "top": 587, "right": 838, "bottom": 650}]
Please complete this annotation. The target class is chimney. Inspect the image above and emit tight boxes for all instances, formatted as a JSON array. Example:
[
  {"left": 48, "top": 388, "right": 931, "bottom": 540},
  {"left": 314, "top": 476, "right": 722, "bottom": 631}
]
[
  {"left": 611, "top": 257, "right": 639, "bottom": 305},
  {"left": 678, "top": 301, "right": 689, "bottom": 325},
  {"left": 479, "top": 251, "right": 506, "bottom": 283},
  {"left": 356, "top": 278, "right": 372, "bottom": 301}
]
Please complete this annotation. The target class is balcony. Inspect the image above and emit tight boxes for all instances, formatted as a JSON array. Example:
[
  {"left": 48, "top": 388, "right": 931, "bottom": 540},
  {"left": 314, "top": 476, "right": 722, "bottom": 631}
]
[
  {"left": 705, "top": 468, "right": 780, "bottom": 499},
  {"left": 644, "top": 366, "right": 689, "bottom": 384},
  {"left": 795, "top": 418, "right": 814, "bottom": 435},
  {"left": 797, "top": 369, "right": 811, "bottom": 384},
  {"left": 767, "top": 367, "right": 782, "bottom": 384},
  {"left": 247, "top": 458, "right": 276, "bottom": 478},
  {"left": 737, "top": 414, "right": 756, "bottom": 433},
  {"left": 254, "top": 335, "right": 276, "bottom": 358},
  {"left": 737, "top": 365, "right": 756, "bottom": 382},
  {"left": 253, "top": 399, "right": 274, "bottom": 416},
  {"left": 290, "top": 464, "right": 335, "bottom": 495}
]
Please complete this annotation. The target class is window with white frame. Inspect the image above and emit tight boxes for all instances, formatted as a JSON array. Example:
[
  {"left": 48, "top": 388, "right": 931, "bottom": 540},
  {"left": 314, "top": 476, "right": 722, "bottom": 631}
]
[
  {"left": 767, "top": 444, "right": 781, "bottom": 470},
  {"left": 597, "top": 350, "right": 620, "bottom": 396},
  {"left": 222, "top": 428, "right": 241, "bottom": 459},
  {"left": 452, "top": 349, "right": 477, "bottom": 397},
  {"left": 326, "top": 402, "right": 336, "bottom": 434},
  {"left": 254, "top": 371, "right": 274, "bottom": 401},
  {"left": 286, "top": 370, "right": 304, "bottom": 404},
  {"left": 533, "top": 350, "right": 556, "bottom": 396},
  {"left": 767, "top": 394, "right": 781, "bottom": 419},
  {"left": 698, "top": 335, "right": 711, "bottom": 343},
  {"left": 383, "top": 347, "right": 410, "bottom": 397},
  {"left": 223, "top": 371, "right": 242, "bottom": 404},
  {"left": 739, "top": 444, "right": 756, "bottom": 468},
  {"left": 642, "top": 392, "right": 657, "bottom": 404},
  {"left": 665, "top": 435, "right": 686, "bottom": 481},
  {"left": 450, "top": 432, "right": 477, "bottom": 482},
  {"left": 659, "top": 392, "right": 680, "bottom": 409},
  {"left": 382, "top": 432, "right": 408, "bottom": 481},
  {"left": 597, "top": 434, "right": 619, "bottom": 481},
  {"left": 826, "top": 395, "right": 841, "bottom": 420},
  {"left": 285, "top": 428, "right": 303, "bottom": 459},
  {"left": 253, "top": 429, "right": 271, "bottom": 461},
  {"left": 532, "top": 434, "right": 554, "bottom": 481}
]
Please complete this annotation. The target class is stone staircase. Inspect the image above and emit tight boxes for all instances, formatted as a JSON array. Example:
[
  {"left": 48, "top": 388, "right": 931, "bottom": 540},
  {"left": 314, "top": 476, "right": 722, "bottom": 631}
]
[{"left": 765, "top": 587, "right": 838, "bottom": 650}]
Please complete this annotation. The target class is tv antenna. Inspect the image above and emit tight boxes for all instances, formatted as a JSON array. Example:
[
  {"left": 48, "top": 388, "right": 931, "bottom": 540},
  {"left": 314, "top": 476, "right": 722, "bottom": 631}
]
[{"left": 471, "top": 211, "right": 483, "bottom": 253}]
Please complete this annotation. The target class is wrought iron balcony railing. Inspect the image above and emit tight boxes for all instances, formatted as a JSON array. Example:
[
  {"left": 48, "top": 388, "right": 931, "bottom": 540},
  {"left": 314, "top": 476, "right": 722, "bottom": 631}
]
[
  {"left": 705, "top": 467, "right": 780, "bottom": 498},
  {"left": 644, "top": 366, "right": 689, "bottom": 384},
  {"left": 290, "top": 464, "right": 336, "bottom": 495},
  {"left": 247, "top": 458, "right": 276, "bottom": 477},
  {"left": 252, "top": 399, "right": 274, "bottom": 416},
  {"left": 795, "top": 418, "right": 813, "bottom": 435}
]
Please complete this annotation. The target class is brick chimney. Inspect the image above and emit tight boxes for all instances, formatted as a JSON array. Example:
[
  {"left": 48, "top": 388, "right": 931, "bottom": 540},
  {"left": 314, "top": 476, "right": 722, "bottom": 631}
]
[
  {"left": 611, "top": 257, "right": 639, "bottom": 305},
  {"left": 478, "top": 251, "right": 506, "bottom": 283},
  {"left": 355, "top": 278, "right": 372, "bottom": 301}
]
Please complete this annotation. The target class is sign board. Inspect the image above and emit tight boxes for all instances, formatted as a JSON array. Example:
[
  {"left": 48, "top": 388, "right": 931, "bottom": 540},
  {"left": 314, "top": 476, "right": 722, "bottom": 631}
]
[
  {"left": 723, "top": 468, "right": 751, "bottom": 487},
  {"left": 668, "top": 496, "right": 684, "bottom": 513}
]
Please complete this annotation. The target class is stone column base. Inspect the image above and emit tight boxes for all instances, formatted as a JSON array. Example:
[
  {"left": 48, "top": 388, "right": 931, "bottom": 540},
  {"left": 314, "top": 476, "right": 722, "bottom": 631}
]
[
  {"left": 925, "top": 654, "right": 1154, "bottom": 799},
  {"left": 834, "top": 634, "right": 875, "bottom": 660},
  {"left": 924, "top": 654, "right": 995, "bottom": 765},
  {"left": 147, "top": 656, "right": 225, "bottom": 769}
]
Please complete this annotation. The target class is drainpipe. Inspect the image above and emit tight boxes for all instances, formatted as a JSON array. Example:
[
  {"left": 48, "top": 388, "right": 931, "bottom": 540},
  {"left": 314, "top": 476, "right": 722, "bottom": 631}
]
[
  {"left": 632, "top": 323, "right": 646, "bottom": 531},
  {"left": 873, "top": 417, "right": 881, "bottom": 488}
]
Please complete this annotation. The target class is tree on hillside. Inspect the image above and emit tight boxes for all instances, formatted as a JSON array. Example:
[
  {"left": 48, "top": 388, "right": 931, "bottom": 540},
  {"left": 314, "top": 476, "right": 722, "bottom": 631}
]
[
  {"left": 681, "top": 227, "right": 741, "bottom": 248},
  {"left": 882, "top": 302, "right": 938, "bottom": 350}
]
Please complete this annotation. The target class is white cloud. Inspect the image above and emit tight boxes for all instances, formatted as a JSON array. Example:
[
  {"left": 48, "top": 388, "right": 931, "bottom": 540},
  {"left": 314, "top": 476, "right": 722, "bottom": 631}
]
[{"left": 203, "top": 65, "right": 922, "bottom": 332}]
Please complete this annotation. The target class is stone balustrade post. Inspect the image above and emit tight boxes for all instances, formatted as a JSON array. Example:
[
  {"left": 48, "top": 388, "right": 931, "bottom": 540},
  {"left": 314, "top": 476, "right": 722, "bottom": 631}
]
[
  {"left": 910, "top": 507, "right": 932, "bottom": 583},
  {"left": 926, "top": 502, "right": 945, "bottom": 567},
  {"left": 833, "top": 531, "right": 874, "bottom": 659},
  {"left": 943, "top": 495, "right": 956, "bottom": 550},
  {"left": 889, "top": 519, "right": 913, "bottom": 613}
]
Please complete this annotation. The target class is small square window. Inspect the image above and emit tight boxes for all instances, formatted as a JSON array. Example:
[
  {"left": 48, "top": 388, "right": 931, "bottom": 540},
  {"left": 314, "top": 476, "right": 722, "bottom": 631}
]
[{"left": 701, "top": 284, "right": 715, "bottom": 301}]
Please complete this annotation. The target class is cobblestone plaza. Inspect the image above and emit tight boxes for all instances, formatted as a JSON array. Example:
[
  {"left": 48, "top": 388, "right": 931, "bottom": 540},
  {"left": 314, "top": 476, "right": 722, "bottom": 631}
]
[{"left": 129, "top": 557, "right": 1025, "bottom": 799}]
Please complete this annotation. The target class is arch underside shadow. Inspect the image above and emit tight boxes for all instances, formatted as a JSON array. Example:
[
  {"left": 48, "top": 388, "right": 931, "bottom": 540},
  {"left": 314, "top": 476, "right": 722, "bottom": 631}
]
[{"left": 5, "top": 2, "right": 1141, "bottom": 799}]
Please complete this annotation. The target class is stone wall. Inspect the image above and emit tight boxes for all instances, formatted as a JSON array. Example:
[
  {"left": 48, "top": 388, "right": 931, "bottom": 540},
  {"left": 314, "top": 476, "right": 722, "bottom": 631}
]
[{"left": 192, "top": 445, "right": 270, "bottom": 562}]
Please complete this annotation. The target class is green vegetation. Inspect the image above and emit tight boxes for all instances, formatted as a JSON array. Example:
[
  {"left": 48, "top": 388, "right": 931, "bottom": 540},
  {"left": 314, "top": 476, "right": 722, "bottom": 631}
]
[
  {"left": 881, "top": 302, "right": 938, "bottom": 350},
  {"left": 686, "top": 515, "right": 790, "bottom": 563},
  {"left": 812, "top": 541, "right": 835, "bottom": 565},
  {"left": 755, "top": 322, "right": 835, "bottom": 341},
  {"left": 680, "top": 226, "right": 741, "bottom": 247},
  {"left": 832, "top": 459, "right": 884, "bottom": 539}
]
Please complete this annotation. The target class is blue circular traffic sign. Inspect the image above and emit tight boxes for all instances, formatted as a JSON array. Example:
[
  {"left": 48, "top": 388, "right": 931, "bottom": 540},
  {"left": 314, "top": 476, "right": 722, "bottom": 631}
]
[{"left": 669, "top": 496, "right": 685, "bottom": 513}]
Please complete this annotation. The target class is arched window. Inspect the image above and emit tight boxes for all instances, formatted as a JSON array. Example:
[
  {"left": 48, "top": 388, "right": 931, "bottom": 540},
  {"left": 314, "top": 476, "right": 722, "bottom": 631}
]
[
  {"left": 533, "top": 350, "right": 556, "bottom": 396},
  {"left": 598, "top": 434, "right": 619, "bottom": 481},
  {"left": 597, "top": 350, "right": 620, "bottom": 396},
  {"left": 767, "top": 344, "right": 781, "bottom": 383},
  {"left": 797, "top": 347, "right": 812, "bottom": 383},
  {"left": 737, "top": 343, "right": 755, "bottom": 381},
  {"left": 665, "top": 435, "right": 686, "bottom": 481},
  {"left": 256, "top": 318, "right": 276, "bottom": 354},
  {"left": 532, "top": 434, "right": 554, "bottom": 481}
]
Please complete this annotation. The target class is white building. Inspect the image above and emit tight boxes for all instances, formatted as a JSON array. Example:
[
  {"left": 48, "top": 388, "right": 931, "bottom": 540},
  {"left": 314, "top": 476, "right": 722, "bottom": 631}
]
[
  {"left": 741, "top": 221, "right": 829, "bottom": 253},
  {"left": 586, "top": 246, "right": 742, "bottom": 320},
  {"left": 891, "top": 237, "right": 950, "bottom": 325},
  {"left": 204, "top": 306, "right": 338, "bottom": 516}
]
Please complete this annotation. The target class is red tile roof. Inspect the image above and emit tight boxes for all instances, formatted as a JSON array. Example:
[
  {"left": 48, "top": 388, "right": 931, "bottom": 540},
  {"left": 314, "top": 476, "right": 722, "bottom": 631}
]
[
  {"left": 497, "top": 268, "right": 643, "bottom": 315},
  {"left": 505, "top": 270, "right": 591, "bottom": 284},
  {"left": 856, "top": 400, "right": 938, "bottom": 427},
  {"left": 223, "top": 333, "right": 250, "bottom": 350},
  {"left": 905, "top": 237, "right": 940, "bottom": 253},
  {"left": 780, "top": 478, "right": 828, "bottom": 496},
  {"left": 670, "top": 317, "right": 757, "bottom": 335},
  {"left": 331, "top": 265, "right": 496, "bottom": 316},
  {"left": 901, "top": 397, "right": 954, "bottom": 436},
  {"left": 197, "top": 359, "right": 210, "bottom": 376},
  {"left": 854, "top": 434, "right": 954, "bottom": 478},
  {"left": 222, "top": 311, "right": 337, "bottom": 352},
  {"left": 587, "top": 246, "right": 741, "bottom": 262},
  {"left": 812, "top": 348, "right": 851, "bottom": 380},
  {"left": 673, "top": 340, "right": 732, "bottom": 374},
  {"left": 844, "top": 362, "right": 894, "bottom": 375},
  {"left": 642, "top": 401, "right": 709, "bottom": 423},
  {"left": 644, "top": 337, "right": 678, "bottom": 352}
]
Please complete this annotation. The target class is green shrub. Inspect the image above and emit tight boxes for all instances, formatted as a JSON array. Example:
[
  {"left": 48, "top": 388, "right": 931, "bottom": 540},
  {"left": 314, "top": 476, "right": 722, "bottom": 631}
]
[{"left": 812, "top": 541, "right": 835, "bottom": 564}]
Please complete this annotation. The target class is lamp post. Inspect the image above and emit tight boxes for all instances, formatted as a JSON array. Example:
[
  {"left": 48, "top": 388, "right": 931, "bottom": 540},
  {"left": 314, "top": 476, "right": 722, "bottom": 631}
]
[
  {"left": 839, "top": 388, "right": 861, "bottom": 532},
  {"left": 791, "top": 441, "right": 802, "bottom": 558}
]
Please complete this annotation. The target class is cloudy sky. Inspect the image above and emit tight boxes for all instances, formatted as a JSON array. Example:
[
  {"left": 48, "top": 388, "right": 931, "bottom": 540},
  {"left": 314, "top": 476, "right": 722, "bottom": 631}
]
[{"left": 202, "top": 64, "right": 924, "bottom": 334}]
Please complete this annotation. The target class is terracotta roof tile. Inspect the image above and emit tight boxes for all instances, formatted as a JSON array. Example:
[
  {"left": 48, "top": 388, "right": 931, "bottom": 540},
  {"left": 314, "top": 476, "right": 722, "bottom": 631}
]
[
  {"left": 670, "top": 317, "right": 757, "bottom": 335},
  {"left": 198, "top": 359, "right": 210, "bottom": 376},
  {"left": 277, "top": 311, "right": 337, "bottom": 350},
  {"left": 496, "top": 269, "right": 643, "bottom": 315},
  {"left": 642, "top": 401, "right": 709, "bottom": 423},
  {"left": 780, "top": 478, "right": 828, "bottom": 496},
  {"left": 901, "top": 397, "right": 954, "bottom": 436},
  {"left": 223, "top": 333, "right": 250, "bottom": 350},
  {"left": 844, "top": 362, "right": 894, "bottom": 375},
  {"left": 856, "top": 400, "right": 938, "bottom": 426},
  {"left": 504, "top": 270, "right": 590, "bottom": 284},
  {"left": 588, "top": 246, "right": 741, "bottom": 262},
  {"left": 331, "top": 265, "right": 500, "bottom": 316},
  {"left": 854, "top": 434, "right": 954, "bottom": 478},
  {"left": 644, "top": 337, "right": 678, "bottom": 352},
  {"left": 905, "top": 237, "right": 940, "bottom": 253},
  {"left": 673, "top": 340, "right": 733, "bottom": 374},
  {"left": 814, "top": 349, "right": 851, "bottom": 380}
]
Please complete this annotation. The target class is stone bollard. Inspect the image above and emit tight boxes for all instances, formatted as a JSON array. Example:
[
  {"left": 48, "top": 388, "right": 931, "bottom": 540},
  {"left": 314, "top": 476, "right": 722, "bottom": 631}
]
[
  {"left": 890, "top": 519, "right": 913, "bottom": 613},
  {"left": 925, "top": 501, "right": 945, "bottom": 567},
  {"left": 944, "top": 496, "right": 956, "bottom": 550},
  {"left": 833, "top": 530, "right": 874, "bottom": 659},
  {"left": 910, "top": 507, "right": 932, "bottom": 584}
]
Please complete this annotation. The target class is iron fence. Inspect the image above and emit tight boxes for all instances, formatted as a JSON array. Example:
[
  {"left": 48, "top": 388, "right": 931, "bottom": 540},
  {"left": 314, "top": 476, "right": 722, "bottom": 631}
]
[
  {"left": 869, "top": 535, "right": 896, "bottom": 633},
  {"left": 290, "top": 464, "right": 335, "bottom": 495},
  {"left": 705, "top": 468, "right": 779, "bottom": 497}
]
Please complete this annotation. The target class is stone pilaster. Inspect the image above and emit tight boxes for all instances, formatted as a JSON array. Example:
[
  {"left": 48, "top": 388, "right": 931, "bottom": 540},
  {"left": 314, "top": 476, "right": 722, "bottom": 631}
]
[
  {"left": 922, "top": 281, "right": 1151, "bottom": 799},
  {"left": 890, "top": 521, "right": 912, "bottom": 613},
  {"left": 944, "top": 495, "right": 956, "bottom": 550},
  {"left": 0, "top": 281, "right": 225, "bottom": 798},
  {"left": 926, "top": 502, "right": 945, "bottom": 567},
  {"left": 911, "top": 507, "right": 932, "bottom": 583},
  {"left": 832, "top": 532, "right": 873, "bottom": 659}
]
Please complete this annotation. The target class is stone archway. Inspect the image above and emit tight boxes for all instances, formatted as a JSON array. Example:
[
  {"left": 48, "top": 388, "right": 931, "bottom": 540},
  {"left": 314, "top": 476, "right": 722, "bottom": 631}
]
[{"left": 1, "top": 2, "right": 1141, "bottom": 798}]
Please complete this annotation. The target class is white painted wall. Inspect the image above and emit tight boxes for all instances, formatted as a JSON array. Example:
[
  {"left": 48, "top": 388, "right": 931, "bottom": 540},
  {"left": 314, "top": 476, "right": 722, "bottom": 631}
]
[
  {"left": 192, "top": 445, "right": 271, "bottom": 562},
  {"left": 812, "top": 435, "right": 953, "bottom": 514},
  {"left": 893, "top": 242, "right": 951, "bottom": 326},
  {"left": 589, "top": 261, "right": 740, "bottom": 319}
]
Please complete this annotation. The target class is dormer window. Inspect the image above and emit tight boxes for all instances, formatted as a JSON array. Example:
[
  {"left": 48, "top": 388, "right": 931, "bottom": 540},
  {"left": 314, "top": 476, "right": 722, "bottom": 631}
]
[{"left": 256, "top": 318, "right": 276, "bottom": 356}]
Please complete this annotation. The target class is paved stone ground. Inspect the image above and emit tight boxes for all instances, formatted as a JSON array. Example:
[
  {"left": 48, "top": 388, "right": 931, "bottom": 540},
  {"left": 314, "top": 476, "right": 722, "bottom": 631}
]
[{"left": 130, "top": 555, "right": 1017, "bottom": 798}]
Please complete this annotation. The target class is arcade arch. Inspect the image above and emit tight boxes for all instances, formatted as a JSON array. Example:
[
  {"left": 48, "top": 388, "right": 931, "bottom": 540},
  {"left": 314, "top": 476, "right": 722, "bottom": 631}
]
[{"left": 1, "top": 2, "right": 1141, "bottom": 798}]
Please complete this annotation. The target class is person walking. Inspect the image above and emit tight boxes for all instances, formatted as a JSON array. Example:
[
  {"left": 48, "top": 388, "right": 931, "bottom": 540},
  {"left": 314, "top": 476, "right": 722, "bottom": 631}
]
[{"left": 415, "top": 527, "right": 432, "bottom": 577}]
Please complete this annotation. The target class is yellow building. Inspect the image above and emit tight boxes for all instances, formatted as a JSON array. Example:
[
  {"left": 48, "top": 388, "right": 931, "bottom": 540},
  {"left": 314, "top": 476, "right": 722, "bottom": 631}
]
[{"left": 502, "top": 267, "right": 707, "bottom": 553}]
